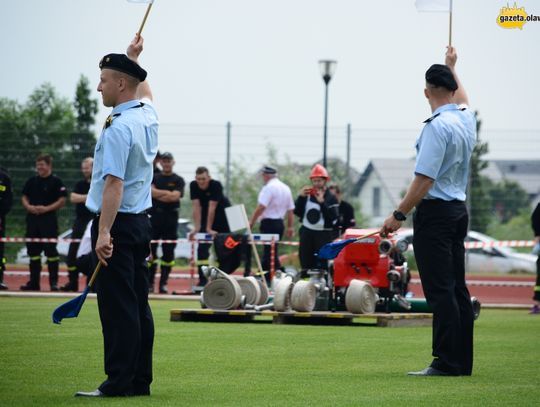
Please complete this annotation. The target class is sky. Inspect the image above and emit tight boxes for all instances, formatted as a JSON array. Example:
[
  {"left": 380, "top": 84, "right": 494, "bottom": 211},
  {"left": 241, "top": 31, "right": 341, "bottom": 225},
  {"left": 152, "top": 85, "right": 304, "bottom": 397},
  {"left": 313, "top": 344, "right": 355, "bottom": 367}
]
[{"left": 1, "top": 0, "right": 539, "bottom": 176}]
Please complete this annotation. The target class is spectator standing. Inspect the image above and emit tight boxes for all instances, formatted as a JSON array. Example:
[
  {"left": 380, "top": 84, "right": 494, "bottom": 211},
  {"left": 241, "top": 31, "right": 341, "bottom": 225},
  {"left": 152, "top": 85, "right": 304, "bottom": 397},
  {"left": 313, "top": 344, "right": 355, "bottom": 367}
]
[
  {"left": 76, "top": 34, "right": 157, "bottom": 397},
  {"left": 294, "top": 164, "right": 339, "bottom": 277},
  {"left": 61, "top": 157, "right": 94, "bottom": 292},
  {"left": 249, "top": 165, "right": 294, "bottom": 283},
  {"left": 149, "top": 152, "right": 185, "bottom": 293},
  {"left": 530, "top": 203, "right": 540, "bottom": 314},
  {"left": 20, "top": 154, "right": 67, "bottom": 291},
  {"left": 328, "top": 184, "right": 356, "bottom": 237},
  {"left": 188, "top": 167, "right": 230, "bottom": 289},
  {"left": 380, "top": 46, "right": 476, "bottom": 376},
  {"left": 0, "top": 167, "right": 13, "bottom": 290}
]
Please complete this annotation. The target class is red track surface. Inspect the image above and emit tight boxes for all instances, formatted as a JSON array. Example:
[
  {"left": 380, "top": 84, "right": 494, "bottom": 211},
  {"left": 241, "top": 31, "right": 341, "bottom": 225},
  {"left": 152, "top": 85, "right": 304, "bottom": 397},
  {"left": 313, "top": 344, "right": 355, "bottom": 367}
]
[{"left": 2, "top": 265, "right": 536, "bottom": 306}]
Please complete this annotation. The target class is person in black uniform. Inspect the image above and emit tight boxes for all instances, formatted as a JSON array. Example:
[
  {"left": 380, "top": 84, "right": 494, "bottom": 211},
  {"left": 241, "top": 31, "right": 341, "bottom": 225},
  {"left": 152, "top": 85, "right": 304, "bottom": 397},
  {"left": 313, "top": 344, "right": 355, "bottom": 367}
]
[
  {"left": 61, "top": 157, "right": 94, "bottom": 292},
  {"left": 381, "top": 46, "right": 476, "bottom": 376},
  {"left": 75, "top": 35, "right": 157, "bottom": 398},
  {"left": 328, "top": 184, "right": 356, "bottom": 237},
  {"left": 20, "top": 154, "right": 67, "bottom": 291},
  {"left": 530, "top": 203, "right": 540, "bottom": 314},
  {"left": 188, "top": 166, "right": 230, "bottom": 289},
  {"left": 149, "top": 152, "right": 185, "bottom": 293},
  {"left": 0, "top": 167, "right": 13, "bottom": 290},
  {"left": 294, "top": 164, "right": 339, "bottom": 277}
]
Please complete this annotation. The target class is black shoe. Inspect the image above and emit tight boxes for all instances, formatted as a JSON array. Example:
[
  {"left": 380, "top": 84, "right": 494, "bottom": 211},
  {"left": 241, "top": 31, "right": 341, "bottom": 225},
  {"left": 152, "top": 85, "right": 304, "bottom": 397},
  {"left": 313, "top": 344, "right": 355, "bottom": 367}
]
[
  {"left": 50, "top": 285, "right": 59, "bottom": 292},
  {"left": 20, "top": 283, "right": 39, "bottom": 291},
  {"left": 0, "top": 282, "right": 8, "bottom": 290},
  {"left": 407, "top": 367, "right": 453, "bottom": 376},
  {"left": 60, "top": 283, "right": 77, "bottom": 292},
  {"left": 75, "top": 389, "right": 106, "bottom": 397},
  {"left": 159, "top": 285, "right": 168, "bottom": 294}
]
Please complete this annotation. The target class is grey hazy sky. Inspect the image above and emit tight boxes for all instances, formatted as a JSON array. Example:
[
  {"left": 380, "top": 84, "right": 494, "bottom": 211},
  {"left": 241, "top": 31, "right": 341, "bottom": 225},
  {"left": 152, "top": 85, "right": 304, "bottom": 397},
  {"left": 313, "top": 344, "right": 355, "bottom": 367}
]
[{"left": 1, "top": 0, "right": 539, "bottom": 174}]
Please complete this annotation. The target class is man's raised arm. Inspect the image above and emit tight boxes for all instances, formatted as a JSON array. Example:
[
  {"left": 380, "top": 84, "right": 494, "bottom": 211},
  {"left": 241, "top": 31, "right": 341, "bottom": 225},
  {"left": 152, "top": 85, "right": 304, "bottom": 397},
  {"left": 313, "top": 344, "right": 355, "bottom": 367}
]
[
  {"left": 127, "top": 34, "right": 153, "bottom": 102},
  {"left": 445, "top": 46, "right": 469, "bottom": 107}
]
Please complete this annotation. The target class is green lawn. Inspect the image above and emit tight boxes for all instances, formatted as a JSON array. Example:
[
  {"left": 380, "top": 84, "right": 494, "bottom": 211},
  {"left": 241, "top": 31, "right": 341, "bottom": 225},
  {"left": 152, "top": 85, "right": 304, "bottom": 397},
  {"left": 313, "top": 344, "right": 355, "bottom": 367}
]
[{"left": 0, "top": 297, "right": 538, "bottom": 406}]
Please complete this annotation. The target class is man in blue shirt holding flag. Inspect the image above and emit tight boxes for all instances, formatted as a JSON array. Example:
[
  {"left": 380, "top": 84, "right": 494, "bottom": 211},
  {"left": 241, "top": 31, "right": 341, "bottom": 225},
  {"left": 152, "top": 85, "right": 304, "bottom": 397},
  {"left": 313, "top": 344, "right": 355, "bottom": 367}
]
[
  {"left": 76, "top": 34, "right": 158, "bottom": 397},
  {"left": 381, "top": 46, "right": 476, "bottom": 377}
]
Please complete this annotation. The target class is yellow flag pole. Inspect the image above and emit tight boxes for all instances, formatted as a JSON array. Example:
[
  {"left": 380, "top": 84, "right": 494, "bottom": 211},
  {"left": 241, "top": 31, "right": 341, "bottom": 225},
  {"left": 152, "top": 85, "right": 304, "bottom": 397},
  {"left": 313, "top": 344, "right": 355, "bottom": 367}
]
[{"left": 137, "top": 2, "right": 154, "bottom": 36}]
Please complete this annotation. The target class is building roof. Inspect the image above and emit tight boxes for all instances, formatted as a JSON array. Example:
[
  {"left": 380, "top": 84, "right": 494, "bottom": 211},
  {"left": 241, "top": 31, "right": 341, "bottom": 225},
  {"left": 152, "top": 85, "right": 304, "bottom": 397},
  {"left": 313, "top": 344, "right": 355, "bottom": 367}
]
[
  {"left": 353, "top": 158, "right": 415, "bottom": 206},
  {"left": 354, "top": 158, "right": 540, "bottom": 203}
]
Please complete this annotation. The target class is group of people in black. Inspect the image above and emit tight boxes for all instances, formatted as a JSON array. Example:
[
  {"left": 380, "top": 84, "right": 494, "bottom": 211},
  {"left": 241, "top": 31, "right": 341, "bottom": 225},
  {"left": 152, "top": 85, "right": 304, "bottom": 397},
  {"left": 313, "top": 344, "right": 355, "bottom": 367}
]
[{"left": 0, "top": 153, "right": 357, "bottom": 293}]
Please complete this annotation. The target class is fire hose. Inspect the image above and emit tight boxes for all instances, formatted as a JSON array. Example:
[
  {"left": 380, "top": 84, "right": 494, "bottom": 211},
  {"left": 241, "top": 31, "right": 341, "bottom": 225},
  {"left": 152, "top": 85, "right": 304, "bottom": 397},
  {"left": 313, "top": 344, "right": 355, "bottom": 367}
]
[
  {"left": 290, "top": 280, "right": 317, "bottom": 312},
  {"left": 273, "top": 276, "right": 294, "bottom": 312},
  {"left": 236, "top": 277, "right": 262, "bottom": 306},
  {"left": 345, "top": 279, "right": 377, "bottom": 314},
  {"left": 201, "top": 268, "right": 242, "bottom": 310}
]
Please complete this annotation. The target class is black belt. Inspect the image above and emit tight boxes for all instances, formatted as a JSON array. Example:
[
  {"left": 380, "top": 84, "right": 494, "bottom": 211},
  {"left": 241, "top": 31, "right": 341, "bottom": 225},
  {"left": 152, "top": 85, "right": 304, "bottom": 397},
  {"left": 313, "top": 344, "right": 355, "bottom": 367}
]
[
  {"left": 422, "top": 198, "right": 464, "bottom": 203},
  {"left": 96, "top": 210, "right": 150, "bottom": 217}
]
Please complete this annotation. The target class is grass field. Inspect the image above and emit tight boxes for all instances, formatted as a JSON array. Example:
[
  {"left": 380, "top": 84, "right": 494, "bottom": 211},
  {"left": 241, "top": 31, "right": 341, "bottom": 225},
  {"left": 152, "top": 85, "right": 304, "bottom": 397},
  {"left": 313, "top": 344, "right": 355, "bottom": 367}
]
[{"left": 0, "top": 297, "right": 539, "bottom": 406}]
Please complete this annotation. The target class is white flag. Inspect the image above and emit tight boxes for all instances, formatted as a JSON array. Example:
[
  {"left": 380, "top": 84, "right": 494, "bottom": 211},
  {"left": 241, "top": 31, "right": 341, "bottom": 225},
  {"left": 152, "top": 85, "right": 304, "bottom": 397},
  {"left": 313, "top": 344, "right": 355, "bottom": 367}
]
[
  {"left": 415, "top": 0, "right": 452, "bottom": 13},
  {"left": 127, "top": 0, "right": 154, "bottom": 4}
]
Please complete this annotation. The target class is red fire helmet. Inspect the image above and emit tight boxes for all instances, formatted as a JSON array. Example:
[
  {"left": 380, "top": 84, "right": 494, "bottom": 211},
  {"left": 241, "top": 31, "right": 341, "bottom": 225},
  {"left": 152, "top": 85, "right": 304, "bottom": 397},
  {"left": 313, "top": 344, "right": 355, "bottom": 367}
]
[{"left": 310, "top": 164, "right": 329, "bottom": 180}]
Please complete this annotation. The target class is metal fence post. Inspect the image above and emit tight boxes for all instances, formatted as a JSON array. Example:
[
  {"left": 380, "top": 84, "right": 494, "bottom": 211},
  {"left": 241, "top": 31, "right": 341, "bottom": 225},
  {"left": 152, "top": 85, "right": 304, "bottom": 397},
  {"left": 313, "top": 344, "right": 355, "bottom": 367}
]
[{"left": 225, "top": 121, "right": 231, "bottom": 197}]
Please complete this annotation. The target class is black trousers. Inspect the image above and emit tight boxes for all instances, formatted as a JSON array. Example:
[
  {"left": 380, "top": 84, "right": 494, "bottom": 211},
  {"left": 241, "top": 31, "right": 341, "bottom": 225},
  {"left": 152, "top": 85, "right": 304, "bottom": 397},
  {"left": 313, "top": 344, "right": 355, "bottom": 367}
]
[
  {"left": 150, "top": 210, "right": 178, "bottom": 264},
  {"left": 66, "top": 216, "right": 92, "bottom": 288},
  {"left": 260, "top": 218, "right": 284, "bottom": 277},
  {"left": 534, "top": 256, "right": 540, "bottom": 302},
  {"left": 0, "top": 214, "right": 5, "bottom": 273},
  {"left": 67, "top": 216, "right": 92, "bottom": 268},
  {"left": 91, "top": 213, "right": 154, "bottom": 396},
  {"left": 413, "top": 199, "right": 474, "bottom": 376},
  {"left": 298, "top": 226, "right": 335, "bottom": 276},
  {"left": 25, "top": 214, "right": 59, "bottom": 288}
]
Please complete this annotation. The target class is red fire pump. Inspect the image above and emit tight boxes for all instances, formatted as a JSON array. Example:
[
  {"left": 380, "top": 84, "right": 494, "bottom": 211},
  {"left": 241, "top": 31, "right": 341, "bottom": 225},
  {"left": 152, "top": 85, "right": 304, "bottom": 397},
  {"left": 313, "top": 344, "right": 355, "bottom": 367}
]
[{"left": 329, "top": 228, "right": 410, "bottom": 312}]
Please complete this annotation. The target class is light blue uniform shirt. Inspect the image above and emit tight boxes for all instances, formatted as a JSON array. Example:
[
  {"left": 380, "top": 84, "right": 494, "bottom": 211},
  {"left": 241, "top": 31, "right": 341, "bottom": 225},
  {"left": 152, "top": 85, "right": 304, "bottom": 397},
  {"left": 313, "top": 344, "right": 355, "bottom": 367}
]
[
  {"left": 86, "top": 99, "right": 159, "bottom": 214},
  {"left": 415, "top": 103, "right": 477, "bottom": 201}
]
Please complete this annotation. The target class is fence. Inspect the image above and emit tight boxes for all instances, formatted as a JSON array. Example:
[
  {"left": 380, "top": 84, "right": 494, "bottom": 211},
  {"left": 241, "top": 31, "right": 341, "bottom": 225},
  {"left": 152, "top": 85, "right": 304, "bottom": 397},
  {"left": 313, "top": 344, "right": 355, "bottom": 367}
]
[{"left": 1, "top": 123, "right": 539, "bottom": 261}]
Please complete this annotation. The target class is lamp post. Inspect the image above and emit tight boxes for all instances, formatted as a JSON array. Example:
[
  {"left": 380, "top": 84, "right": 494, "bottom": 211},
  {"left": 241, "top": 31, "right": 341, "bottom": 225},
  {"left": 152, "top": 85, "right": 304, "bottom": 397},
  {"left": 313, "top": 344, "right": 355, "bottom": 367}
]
[{"left": 318, "top": 59, "right": 337, "bottom": 168}]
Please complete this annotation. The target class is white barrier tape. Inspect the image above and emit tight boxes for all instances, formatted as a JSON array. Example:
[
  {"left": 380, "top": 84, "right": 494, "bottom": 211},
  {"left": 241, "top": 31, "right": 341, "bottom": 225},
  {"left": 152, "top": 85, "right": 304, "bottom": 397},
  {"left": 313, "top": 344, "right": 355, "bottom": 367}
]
[
  {"left": 464, "top": 240, "right": 534, "bottom": 249},
  {"left": 0, "top": 237, "right": 534, "bottom": 249},
  {"left": 0, "top": 237, "right": 82, "bottom": 243},
  {"left": 410, "top": 278, "right": 534, "bottom": 287},
  {"left": 0, "top": 236, "right": 280, "bottom": 245}
]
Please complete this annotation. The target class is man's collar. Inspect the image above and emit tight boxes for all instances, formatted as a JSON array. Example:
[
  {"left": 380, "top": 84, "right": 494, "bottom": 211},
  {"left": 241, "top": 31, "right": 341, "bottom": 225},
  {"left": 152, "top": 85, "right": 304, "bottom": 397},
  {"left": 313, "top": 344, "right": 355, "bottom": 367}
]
[
  {"left": 423, "top": 103, "right": 459, "bottom": 123},
  {"left": 112, "top": 99, "right": 141, "bottom": 115}
]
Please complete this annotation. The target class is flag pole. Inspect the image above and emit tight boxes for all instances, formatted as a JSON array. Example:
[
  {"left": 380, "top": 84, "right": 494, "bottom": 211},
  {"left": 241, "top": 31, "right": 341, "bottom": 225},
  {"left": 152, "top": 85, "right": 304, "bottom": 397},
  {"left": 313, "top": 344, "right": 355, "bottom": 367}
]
[
  {"left": 137, "top": 2, "right": 154, "bottom": 36},
  {"left": 448, "top": 0, "right": 453, "bottom": 46}
]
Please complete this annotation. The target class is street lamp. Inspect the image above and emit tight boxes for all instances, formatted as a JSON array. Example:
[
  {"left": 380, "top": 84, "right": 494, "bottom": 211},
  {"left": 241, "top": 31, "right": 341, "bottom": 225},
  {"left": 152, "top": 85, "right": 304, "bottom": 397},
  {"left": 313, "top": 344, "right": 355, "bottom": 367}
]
[{"left": 318, "top": 59, "right": 337, "bottom": 168}]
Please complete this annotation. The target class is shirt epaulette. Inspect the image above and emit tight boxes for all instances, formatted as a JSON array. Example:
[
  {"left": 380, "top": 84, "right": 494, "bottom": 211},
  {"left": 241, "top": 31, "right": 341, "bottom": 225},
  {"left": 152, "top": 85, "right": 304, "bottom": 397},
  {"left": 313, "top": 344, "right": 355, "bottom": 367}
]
[{"left": 423, "top": 112, "right": 440, "bottom": 124}]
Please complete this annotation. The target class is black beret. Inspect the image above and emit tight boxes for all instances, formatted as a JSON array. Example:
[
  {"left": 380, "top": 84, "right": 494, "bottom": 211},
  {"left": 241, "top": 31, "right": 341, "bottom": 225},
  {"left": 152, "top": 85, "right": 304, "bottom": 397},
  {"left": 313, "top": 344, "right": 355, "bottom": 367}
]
[
  {"left": 260, "top": 165, "right": 277, "bottom": 174},
  {"left": 425, "top": 64, "right": 458, "bottom": 92},
  {"left": 99, "top": 53, "right": 147, "bottom": 82},
  {"left": 161, "top": 152, "right": 174, "bottom": 160}
]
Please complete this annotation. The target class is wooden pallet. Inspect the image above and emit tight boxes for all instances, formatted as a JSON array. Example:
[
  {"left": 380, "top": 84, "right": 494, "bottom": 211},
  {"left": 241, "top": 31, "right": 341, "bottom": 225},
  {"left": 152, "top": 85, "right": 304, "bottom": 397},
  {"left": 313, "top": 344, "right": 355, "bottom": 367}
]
[{"left": 170, "top": 309, "right": 432, "bottom": 327}]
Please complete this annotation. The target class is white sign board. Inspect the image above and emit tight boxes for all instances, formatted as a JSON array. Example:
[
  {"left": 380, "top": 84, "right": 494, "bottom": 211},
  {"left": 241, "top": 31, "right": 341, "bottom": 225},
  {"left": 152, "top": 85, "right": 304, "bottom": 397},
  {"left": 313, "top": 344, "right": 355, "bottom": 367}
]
[{"left": 225, "top": 204, "right": 249, "bottom": 232}]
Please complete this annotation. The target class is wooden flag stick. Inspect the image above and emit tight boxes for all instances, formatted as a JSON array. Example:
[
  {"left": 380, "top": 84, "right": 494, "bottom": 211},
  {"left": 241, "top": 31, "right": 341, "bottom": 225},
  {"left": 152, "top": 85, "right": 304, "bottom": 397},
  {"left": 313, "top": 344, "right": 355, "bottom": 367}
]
[
  {"left": 448, "top": 0, "right": 453, "bottom": 46},
  {"left": 137, "top": 2, "right": 154, "bottom": 36}
]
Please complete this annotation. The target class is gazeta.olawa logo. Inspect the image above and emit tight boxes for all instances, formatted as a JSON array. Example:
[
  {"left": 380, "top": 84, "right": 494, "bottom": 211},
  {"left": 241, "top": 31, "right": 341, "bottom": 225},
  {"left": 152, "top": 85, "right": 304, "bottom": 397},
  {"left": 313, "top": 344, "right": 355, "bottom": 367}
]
[{"left": 497, "top": 2, "right": 540, "bottom": 29}]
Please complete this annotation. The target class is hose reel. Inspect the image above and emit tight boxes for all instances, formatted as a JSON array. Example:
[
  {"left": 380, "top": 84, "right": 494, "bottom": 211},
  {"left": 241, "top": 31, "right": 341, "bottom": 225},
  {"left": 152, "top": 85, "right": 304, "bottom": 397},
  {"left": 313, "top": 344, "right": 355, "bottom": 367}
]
[
  {"left": 201, "top": 267, "right": 242, "bottom": 310},
  {"left": 345, "top": 279, "right": 377, "bottom": 314}
]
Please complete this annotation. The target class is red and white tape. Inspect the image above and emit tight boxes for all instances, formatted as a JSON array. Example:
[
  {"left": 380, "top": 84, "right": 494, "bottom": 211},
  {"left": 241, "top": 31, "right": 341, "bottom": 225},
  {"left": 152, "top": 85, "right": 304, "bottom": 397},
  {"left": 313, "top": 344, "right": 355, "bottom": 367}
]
[{"left": 0, "top": 237, "right": 534, "bottom": 249}]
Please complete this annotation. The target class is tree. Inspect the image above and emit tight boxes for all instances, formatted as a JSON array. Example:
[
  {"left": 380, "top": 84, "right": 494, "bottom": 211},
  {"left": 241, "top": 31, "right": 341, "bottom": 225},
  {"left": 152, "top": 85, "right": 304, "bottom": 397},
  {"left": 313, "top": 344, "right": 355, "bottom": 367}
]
[
  {"left": 0, "top": 80, "right": 99, "bottom": 238},
  {"left": 217, "top": 144, "right": 368, "bottom": 233},
  {"left": 488, "top": 179, "right": 530, "bottom": 223},
  {"left": 72, "top": 75, "right": 99, "bottom": 159},
  {"left": 468, "top": 111, "right": 491, "bottom": 233}
]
